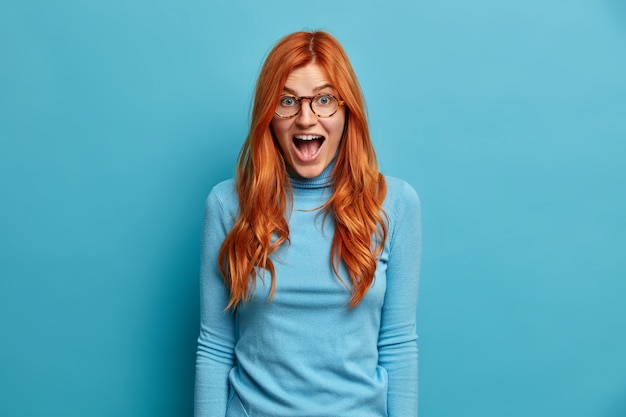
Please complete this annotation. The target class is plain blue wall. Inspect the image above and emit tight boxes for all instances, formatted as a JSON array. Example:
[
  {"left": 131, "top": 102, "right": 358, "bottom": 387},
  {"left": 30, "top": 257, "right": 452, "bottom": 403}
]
[{"left": 1, "top": 1, "right": 625, "bottom": 416}]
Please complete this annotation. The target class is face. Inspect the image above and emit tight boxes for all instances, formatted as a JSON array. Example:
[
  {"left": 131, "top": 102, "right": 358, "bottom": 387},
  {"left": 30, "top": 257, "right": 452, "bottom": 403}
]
[{"left": 271, "top": 63, "right": 346, "bottom": 179}]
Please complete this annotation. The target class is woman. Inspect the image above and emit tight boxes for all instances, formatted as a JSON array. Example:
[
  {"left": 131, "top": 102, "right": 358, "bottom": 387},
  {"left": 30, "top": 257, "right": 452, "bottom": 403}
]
[{"left": 195, "top": 31, "right": 421, "bottom": 417}]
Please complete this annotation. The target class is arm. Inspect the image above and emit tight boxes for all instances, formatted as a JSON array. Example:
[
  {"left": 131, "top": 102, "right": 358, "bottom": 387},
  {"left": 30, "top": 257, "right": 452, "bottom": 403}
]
[
  {"left": 378, "top": 181, "right": 421, "bottom": 417},
  {"left": 194, "top": 187, "right": 237, "bottom": 417}
]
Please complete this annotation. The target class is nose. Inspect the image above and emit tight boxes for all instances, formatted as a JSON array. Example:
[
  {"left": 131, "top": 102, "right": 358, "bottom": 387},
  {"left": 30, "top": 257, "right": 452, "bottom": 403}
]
[{"left": 295, "top": 98, "right": 317, "bottom": 127}]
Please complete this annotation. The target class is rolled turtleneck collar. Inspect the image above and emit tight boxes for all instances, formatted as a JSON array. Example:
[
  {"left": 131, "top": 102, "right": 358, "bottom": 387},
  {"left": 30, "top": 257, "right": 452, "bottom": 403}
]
[{"left": 287, "top": 157, "right": 336, "bottom": 190}]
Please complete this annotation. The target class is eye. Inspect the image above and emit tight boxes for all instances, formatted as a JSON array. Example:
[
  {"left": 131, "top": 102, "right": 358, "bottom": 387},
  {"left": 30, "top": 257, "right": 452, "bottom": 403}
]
[
  {"left": 280, "top": 96, "right": 297, "bottom": 107},
  {"left": 316, "top": 95, "right": 332, "bottom": 106}
]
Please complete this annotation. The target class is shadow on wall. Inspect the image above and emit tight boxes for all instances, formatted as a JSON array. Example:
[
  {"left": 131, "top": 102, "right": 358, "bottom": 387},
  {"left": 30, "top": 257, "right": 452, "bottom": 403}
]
[{"left": 603, "top": 387, "right": 626, "bottom": 417}]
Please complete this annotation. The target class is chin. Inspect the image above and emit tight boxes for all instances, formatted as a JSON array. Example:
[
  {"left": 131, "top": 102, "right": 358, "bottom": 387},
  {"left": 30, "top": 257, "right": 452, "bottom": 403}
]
[
  {"left": 291, "top": 162, "right": 326, "bottom": 179},
  {"left": 296, "top": 168, "right": 322, "bottom": 178}
]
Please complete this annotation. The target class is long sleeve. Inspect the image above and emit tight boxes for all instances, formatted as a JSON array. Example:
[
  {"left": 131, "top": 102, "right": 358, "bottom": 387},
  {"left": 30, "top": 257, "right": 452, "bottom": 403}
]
[
  {"left": 378, "top": 181, "right": 421, "bottom": 417},
  {"left": 194, "top": 185, "right": 237, "bottom": 417}
]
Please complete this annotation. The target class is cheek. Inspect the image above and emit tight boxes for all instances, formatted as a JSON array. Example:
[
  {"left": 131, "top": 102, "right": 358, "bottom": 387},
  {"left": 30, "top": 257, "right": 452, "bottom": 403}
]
[
  {"left": 271, "top": 119, "right": 289, "bottom": 138},
  {"left": 332, "top": 110, "right": 347, "bottom": 134},
  {"left": 328, "top": 116, "right": 346, "bottom": 138},
  {"left": 270, "top": 120, "right": 291, "bottom": 151}
]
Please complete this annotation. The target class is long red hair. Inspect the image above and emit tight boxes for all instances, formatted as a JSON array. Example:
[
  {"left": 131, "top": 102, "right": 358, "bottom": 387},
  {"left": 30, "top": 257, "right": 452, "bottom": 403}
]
[{"left": 218, "top": 31, "right": 387, "bottom": 310}]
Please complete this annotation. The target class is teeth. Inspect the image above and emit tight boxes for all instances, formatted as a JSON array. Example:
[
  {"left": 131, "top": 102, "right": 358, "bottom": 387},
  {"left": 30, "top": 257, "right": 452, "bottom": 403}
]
[{"left": 294, "top": 135, "right": 323, "bottom": 141}]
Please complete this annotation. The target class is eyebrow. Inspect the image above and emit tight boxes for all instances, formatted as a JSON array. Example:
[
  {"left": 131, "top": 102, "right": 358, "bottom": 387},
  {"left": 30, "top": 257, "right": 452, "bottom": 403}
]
[{"left": 282, "top": 83, "right": 335, "bottom": 95}]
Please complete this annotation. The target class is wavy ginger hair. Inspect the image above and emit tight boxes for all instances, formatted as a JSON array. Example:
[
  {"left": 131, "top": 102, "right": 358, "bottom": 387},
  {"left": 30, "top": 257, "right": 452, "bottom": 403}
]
[{"left": 219, "top": 31, "right": 387, "bottom": 310}]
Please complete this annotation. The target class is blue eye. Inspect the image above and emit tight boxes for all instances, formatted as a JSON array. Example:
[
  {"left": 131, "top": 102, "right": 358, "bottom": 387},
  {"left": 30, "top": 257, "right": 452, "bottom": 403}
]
[
  {"left": 316, "top": 95, "right": 332, "bottom": 106},
  {"left": 280, "top": 96, "right": 297, "bottom": 107}
]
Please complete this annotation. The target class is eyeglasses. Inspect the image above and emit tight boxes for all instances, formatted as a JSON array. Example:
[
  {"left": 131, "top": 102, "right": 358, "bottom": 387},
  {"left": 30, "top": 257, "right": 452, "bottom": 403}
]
[{"left": 274, "top": 94, "right": 345, "bottom": 118}]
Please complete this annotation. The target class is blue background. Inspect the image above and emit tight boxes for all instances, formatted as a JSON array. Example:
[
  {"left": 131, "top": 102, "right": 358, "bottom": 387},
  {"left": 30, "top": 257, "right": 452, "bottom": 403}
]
[{"left": 1, "top": 1, "right": 625, "bottom": 416}]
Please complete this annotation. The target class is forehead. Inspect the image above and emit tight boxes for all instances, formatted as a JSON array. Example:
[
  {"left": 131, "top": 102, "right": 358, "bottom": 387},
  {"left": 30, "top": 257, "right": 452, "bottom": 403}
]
[{"left": 283, "top": 63, "right": 335, "bottom": 93}]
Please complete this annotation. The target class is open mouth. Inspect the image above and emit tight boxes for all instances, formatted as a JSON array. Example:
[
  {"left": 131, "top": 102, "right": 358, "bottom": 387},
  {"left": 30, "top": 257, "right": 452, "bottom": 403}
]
[{"left": 293, "top": 135, "right": 325, "bottom": 160}]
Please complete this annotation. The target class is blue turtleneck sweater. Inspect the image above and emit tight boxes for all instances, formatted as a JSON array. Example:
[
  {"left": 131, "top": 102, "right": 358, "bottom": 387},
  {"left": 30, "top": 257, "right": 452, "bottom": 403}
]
[{"left": 195, "top": 163, "right": 421, "bottom": 417}]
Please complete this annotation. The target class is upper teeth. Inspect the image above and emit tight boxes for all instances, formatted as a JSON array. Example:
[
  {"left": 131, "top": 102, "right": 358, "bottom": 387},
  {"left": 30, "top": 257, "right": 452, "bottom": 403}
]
[{"left": 294, "top": 135, "right": 322, "bottom": 141}]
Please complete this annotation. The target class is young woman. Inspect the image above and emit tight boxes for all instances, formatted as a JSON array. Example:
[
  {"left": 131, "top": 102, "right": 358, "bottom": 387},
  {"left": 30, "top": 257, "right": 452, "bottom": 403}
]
[{"left": 195, "top": 31, "right": 421, "bottom": 417}]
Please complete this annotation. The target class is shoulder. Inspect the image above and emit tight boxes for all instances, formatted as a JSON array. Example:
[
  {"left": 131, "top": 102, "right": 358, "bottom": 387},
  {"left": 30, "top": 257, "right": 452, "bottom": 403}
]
[
  {"left": 381, "top": 175, "right": 421, "bottom": 250},
  {"left": 382, "top": 175, "right": 421, "bottom": 216},
  {"left": 205, "top": 178, "right": 238, "bottom": 214}
]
